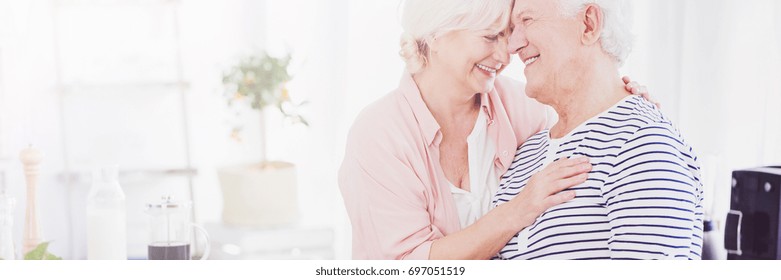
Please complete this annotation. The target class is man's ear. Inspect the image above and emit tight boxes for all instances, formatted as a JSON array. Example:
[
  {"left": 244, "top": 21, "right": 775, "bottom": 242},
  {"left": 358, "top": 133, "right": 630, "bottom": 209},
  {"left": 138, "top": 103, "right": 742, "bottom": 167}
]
[{"left": 581, "top": 4, "right": 603, "bottom": 45}]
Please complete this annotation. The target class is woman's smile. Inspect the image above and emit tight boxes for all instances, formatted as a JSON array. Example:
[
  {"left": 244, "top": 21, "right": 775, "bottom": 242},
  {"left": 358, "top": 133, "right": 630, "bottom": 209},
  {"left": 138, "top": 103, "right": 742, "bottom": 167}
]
[{"left": 475, "top": 63, "right": 500, "bottom": 77}]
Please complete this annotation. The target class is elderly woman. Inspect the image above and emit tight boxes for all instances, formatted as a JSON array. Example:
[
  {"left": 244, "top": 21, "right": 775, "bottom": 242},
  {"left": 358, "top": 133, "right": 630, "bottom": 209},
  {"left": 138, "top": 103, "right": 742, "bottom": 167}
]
[
  {"left": 339, "top": 0, "right": 646, "bottom": 260},
  {"left": 494, "top": 0, "right": 704, "bottom": 259}
]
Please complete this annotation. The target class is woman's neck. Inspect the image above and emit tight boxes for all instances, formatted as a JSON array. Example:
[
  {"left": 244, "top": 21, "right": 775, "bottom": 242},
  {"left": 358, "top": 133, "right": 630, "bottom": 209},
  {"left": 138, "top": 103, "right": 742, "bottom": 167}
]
[{"left": 413, "top": 69, "right": 480, "bottom": 126}]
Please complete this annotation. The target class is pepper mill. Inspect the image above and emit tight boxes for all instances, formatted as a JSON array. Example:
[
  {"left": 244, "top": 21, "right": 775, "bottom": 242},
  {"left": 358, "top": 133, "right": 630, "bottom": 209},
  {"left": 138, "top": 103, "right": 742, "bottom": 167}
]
[{"left": 20, "top": 145, "right": 43, "bottom": 254}]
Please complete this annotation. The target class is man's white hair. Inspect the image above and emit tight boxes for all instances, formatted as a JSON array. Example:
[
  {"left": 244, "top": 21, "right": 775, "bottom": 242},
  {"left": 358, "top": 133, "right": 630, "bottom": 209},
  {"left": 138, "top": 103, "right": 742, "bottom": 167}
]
[{"left": 558, "top": 0, "right": 633, "bottom": 66}]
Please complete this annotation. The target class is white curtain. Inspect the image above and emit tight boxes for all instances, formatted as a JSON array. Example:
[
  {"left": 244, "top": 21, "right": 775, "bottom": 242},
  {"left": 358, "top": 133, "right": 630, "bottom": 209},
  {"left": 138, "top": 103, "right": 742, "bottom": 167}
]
[
  {"left": 622, "top": 0, "right": 781, "bottom": 236},
  {"left": 264, "top": 0, "right": 407, "bottom": 259}
]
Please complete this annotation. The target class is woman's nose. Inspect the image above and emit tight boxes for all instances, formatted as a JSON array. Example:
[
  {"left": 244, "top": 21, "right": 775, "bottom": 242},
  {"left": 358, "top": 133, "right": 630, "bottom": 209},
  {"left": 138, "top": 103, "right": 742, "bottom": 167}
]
[
  {"left": 508, "top": 28, "right": 527, "bottom": 55},
  {"left": 495, "top": 38, "right": 511, "bottom": 65}
]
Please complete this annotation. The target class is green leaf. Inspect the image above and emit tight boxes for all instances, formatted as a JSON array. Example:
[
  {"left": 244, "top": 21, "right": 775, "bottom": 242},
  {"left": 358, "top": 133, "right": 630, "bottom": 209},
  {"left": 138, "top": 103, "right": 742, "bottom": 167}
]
[
  {"left": 221, "top": 51, "right": 296, "bottom": 114},
  {"left": 24, "top": 242, "right": 48, "bottom": 260},
  {"left": 43, "top": 252, "right": 62, "bottom": 260},
  {"left": 23, "top": 242, "right": 62, "bottom": 260}
]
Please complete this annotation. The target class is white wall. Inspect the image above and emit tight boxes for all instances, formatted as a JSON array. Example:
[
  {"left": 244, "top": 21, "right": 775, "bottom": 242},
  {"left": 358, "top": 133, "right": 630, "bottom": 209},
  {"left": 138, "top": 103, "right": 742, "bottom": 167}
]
[
  {"left": 0, "top": 0, "right": 276, "bottom": 259},
  {"left": 621, "top": 0, "right": 781, "bottom": 227}
]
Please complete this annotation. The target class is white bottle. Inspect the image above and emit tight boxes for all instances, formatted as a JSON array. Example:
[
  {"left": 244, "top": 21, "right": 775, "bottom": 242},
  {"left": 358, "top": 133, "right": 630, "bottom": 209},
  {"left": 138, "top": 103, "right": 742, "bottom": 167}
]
[{"left": 86, "top": 166, "right": 127, "bottom": 260}]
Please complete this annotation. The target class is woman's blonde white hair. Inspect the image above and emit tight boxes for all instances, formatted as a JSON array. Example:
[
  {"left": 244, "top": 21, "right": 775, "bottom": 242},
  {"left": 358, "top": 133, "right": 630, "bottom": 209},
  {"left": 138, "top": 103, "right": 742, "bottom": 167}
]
[
  {"left": 557, "top": 0, "right": 633, "bottom": 66},
  {"left": 399, "top": 0, "right": 513, "bottom": 74}
]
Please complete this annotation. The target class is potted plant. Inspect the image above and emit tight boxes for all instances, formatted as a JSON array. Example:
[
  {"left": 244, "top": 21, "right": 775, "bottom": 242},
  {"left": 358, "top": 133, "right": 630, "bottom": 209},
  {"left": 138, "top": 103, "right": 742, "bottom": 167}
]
[{"left": 217, "top": 52, "right": 307, "bottom": 228}]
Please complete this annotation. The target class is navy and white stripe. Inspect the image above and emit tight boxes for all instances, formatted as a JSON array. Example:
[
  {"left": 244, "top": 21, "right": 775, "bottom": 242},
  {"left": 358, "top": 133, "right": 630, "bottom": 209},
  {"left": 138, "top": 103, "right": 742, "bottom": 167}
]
[{"left": 493, "top": 95, "right": 704, "bottom": 260}]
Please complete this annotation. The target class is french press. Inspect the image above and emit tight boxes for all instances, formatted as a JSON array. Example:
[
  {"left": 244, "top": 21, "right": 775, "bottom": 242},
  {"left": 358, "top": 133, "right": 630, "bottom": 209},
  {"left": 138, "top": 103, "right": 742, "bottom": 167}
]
[{"left": 145, "top": 196, "right": 210, "bottom": 260}]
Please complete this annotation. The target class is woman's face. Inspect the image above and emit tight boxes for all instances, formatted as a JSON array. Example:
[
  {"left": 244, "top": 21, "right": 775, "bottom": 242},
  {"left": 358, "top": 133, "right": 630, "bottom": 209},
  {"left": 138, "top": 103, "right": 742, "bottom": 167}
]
[{"left": 427, "top": 20, "right": 511, "bottom": 96}]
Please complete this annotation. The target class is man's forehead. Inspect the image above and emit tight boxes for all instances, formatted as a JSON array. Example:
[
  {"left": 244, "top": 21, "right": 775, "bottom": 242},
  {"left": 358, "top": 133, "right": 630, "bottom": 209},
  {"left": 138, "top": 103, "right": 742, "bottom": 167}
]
[
  {"left": 513, "top": 0, "right": 557, "bottom": 18},
  {"left": 512, "top": 1, "right": 536, "bottom": 18}
]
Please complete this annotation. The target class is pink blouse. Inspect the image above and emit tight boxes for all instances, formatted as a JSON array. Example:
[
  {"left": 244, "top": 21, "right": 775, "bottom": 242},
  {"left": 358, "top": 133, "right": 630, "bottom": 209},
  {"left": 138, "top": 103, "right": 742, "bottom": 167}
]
[{"left": 338, "top": 72, "right": 550, "bottom": 259}]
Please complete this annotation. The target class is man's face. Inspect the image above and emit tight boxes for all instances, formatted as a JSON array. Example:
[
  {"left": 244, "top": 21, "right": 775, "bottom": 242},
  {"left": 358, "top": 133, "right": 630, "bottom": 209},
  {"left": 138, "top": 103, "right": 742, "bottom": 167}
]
[{"left": 507, "top": 0, "right": 585, "bottom": 105}]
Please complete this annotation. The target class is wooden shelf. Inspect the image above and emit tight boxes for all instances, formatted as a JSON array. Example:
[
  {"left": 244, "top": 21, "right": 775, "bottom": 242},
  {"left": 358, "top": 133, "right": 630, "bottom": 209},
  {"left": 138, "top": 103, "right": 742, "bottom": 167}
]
[
  {"left": 57, "top": 168, "right": 197, "bottom": 184},
  {"left": 57, "top": 0, "right": 179, "bottom": 7},
  {"left": 59, "top": 81, "right": 190, "bottom": 95}
]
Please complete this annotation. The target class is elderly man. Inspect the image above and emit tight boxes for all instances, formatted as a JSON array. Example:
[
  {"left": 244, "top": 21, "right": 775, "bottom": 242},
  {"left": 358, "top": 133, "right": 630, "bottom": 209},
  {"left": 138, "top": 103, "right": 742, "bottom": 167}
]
[{"left": 493, "top": 0, "right": 704, "bottom": 260}]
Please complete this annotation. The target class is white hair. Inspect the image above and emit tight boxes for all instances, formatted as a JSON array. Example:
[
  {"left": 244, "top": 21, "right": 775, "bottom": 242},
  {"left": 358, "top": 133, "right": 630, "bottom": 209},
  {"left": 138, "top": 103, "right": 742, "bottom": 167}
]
[
  {"left": 398, "top": 0, "right": 513, "bottom": 73},
  {"left": 558, "top": 0, "right": 633, "bottom": 66}
]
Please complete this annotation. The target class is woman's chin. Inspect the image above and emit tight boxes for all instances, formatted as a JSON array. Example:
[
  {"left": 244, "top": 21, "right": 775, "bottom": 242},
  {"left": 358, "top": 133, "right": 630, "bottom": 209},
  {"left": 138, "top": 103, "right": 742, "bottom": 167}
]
[{"left": 472, "top": 80, "right": 495, "bottom": 94}]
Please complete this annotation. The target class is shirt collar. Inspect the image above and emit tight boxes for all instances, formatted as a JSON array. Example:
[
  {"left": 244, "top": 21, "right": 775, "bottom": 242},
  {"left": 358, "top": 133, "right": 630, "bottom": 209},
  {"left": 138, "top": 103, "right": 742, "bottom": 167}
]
[
  {"left": 478, "top": 91, "right": 495, "bottom": 125},
  {"left": 400, "top": 72, "right": 441, "bottom": 147},
  {"left": 399, "top": 72, "right": 497, "bottom": 147}
]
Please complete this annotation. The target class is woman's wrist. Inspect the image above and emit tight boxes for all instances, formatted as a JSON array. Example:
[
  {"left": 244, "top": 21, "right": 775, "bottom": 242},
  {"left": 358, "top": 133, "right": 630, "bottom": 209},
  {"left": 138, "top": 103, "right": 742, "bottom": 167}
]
[{"left": 495, "top": 199, "right": 527, "bottom": 235}]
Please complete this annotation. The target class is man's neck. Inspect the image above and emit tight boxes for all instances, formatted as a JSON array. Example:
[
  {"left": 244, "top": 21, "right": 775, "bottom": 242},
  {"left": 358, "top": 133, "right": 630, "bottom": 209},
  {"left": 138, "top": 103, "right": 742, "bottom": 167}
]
[{"left": 550, "top": 62, "right": 628, "bottom": 139}]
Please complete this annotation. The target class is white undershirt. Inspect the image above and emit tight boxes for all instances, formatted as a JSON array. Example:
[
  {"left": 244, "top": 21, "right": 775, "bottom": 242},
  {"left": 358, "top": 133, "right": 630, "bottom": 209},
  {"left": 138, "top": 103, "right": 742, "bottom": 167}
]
[
  {"left": 542, "top": 137, "right": 562, "bottom": 167},
  {"left": 448, "top": 109, "right": 498, "bottom": 229},
  {"left": 544, "top": 113, "right": 601, "bottom": 168}
]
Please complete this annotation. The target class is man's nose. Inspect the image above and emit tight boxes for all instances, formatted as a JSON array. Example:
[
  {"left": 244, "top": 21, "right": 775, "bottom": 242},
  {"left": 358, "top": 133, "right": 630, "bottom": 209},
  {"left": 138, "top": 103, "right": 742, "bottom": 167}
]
[{"left": 508, "top": 27, "right": 526, "bottom": 55}]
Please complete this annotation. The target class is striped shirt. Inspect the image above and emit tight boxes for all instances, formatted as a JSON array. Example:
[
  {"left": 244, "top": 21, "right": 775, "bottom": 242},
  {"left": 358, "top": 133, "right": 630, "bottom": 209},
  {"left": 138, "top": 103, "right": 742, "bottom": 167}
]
[{"left": 493, "top": 95, "right": 704, "bottom": 260}]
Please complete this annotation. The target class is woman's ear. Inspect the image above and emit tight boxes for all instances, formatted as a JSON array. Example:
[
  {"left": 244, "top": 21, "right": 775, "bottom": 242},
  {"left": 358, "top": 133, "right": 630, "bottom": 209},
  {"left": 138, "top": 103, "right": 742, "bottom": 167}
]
[
  {"left": 581, "top": 4, "right": 603, "bottom": 45},
  {"left": 427, "top": 36, "right": 438, "bottom": 56}
]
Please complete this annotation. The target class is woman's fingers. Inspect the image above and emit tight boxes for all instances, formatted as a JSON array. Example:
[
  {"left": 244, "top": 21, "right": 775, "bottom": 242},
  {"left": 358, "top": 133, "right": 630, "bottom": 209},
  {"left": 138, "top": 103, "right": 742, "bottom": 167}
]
[
  {"left": 539, "top": 157, "right": 581, "bottom": 176},
  {"left": 555, "top": 173, "right": 588, "bottom": 191},
  {"left": 551, "top": 156, "right": 589, "bottom": 168},
  {"left": 654, "top": 99, "right": 662, "bottom": 109},
  {"left": 551, "top": 162, "right": 591, "bottom": 181},
  {"left": 544, "top": 157, "right": 590, "bottom": 179},
  {"left": 634, "top": 86, "right": 661, "bottom": 108},
  {"left": 543, "top": 191, "right": 576, "bottom": 209},
  {"left": 636, "top": 86, "right": 648, "bottom": 98},
  {"left": 622, "top": 76, "right": 637, "bottom": 93},
  {"left": 629, "top": 82, "right": 641, "bottom": 94},
  {"left": 541, "top": 176, "right": 585, "bottom": 210},
  {"left": 513, "top": 158, "right": 590, "bottom": 224},
  {"left": 525, "top": 156, "right": 591, "bottom": 208}
]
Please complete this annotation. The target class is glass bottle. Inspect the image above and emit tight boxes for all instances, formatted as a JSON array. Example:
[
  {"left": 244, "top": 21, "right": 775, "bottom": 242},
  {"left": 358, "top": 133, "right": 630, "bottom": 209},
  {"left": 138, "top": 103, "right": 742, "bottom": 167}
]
[{"left": 86, "top": 166, "right": 127, "bottom": 260}]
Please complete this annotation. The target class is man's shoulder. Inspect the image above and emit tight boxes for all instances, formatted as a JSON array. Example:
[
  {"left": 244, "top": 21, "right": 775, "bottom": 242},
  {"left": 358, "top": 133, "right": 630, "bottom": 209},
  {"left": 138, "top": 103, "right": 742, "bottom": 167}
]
[
  {"left": 605, "top": 97, "right": 698, "bottom": 168},
  {"left": 518, "top": 130, "right": 550, "bottom": 149},
  {"left": 591, "top": 96, "right": 677, "bottom": 139},
  {"left": 614, "top": 96, "right": 670, "bottom": 126},
  {"left": 602, "top": 97, "right": 703, "bottom": 202}
]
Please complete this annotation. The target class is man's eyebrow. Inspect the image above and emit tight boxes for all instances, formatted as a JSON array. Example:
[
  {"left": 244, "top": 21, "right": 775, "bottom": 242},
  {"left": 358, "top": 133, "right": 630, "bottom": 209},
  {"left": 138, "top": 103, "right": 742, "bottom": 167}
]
[
  {"left": 512, "top": 11, "right": 523, "bottom": 20},
  {"left": 512, "top": 9, "right": 532, "bottom": 20}
]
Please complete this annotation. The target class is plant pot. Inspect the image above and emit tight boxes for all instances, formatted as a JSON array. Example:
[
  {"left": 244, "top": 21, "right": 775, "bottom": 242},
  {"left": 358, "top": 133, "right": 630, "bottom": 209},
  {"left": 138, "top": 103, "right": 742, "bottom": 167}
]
[{"left": 217, "top": 161, "right": 298, "bottom": 228}]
